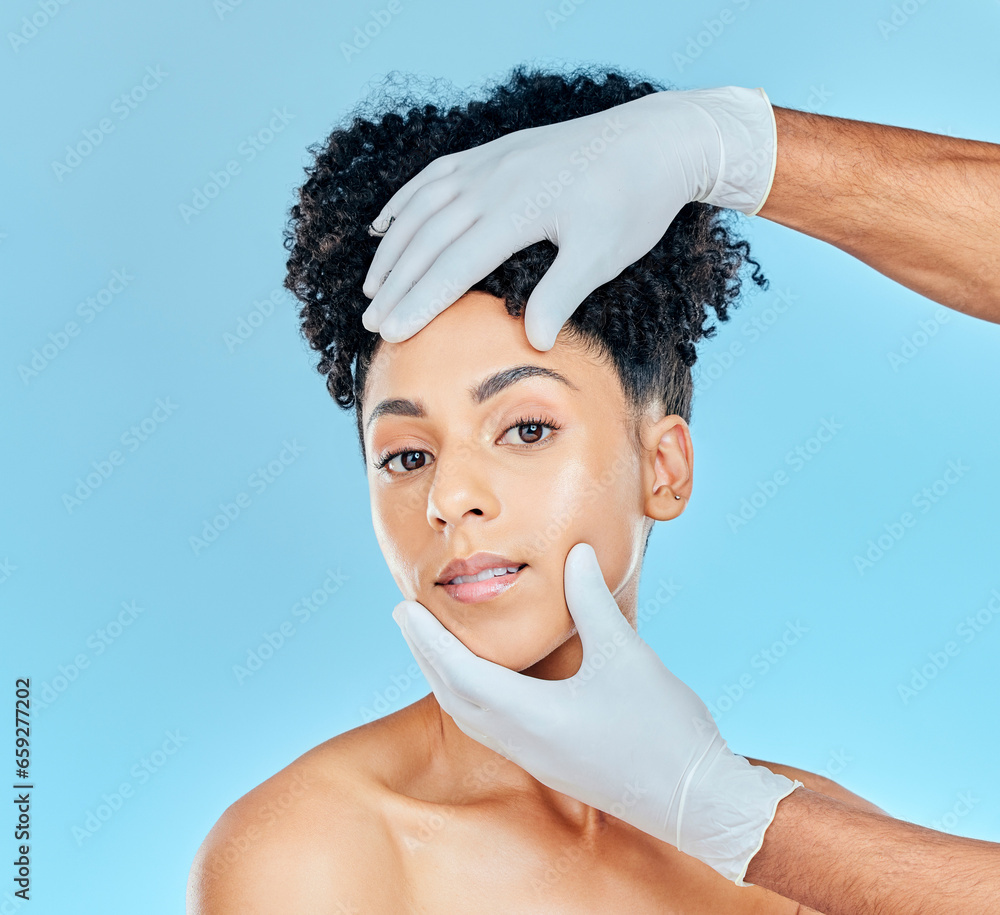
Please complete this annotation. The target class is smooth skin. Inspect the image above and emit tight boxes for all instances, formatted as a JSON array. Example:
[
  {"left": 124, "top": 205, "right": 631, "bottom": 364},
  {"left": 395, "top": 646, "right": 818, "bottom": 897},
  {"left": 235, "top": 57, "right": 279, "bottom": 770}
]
[{"left": 188, "top": 292, "right": 883, "bottom": 914}]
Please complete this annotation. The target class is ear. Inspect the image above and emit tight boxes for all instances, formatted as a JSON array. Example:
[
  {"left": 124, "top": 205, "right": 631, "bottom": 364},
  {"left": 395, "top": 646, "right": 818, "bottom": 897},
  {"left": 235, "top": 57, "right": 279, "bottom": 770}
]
[{"left": 640, "top": 414, "right": 693, "bottom": 522}]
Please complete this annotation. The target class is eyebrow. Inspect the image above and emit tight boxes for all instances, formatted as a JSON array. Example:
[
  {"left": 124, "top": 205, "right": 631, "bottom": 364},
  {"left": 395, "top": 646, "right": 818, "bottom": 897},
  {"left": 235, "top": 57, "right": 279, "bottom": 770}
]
[{"left": 365, "top": 364, "right": 579, "bottom": 432}]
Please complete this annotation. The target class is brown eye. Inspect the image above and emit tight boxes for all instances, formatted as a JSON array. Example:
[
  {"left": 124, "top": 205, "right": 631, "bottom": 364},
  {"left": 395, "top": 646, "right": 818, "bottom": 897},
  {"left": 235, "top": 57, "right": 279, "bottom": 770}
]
[
  {"left": 398, "top": 451, "right": 427, "bottom": 471},
  {"left": 518, "top": 423, "right": 544, "bottom": 444},
  {"left": 381, "top": 450, "right": 431, "bottom": 474},
  {"left": 499, "top": 421, "right": 555, "bottom": 446}
]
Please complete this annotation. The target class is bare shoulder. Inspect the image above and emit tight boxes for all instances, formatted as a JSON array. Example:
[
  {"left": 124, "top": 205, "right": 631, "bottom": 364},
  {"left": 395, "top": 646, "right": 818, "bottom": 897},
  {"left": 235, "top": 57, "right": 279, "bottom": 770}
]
[
  {"left": 186, "top": 723, "right": 407, "bottom": 914},
  {"left": 744, "top": 756, "right": 887, "bottom": 816}
]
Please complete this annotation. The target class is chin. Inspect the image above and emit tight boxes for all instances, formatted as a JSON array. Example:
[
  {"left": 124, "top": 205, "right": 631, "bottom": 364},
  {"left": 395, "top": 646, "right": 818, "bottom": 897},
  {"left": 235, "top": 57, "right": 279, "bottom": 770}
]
[
  {"left": 511, "top": 624, "right": 577, "bottom": 673},
  {"left": 441, "top": 625, "right": 564, "bottom": 674},
  {"left": 418, "top": 583, "right": 575, "bottom": 669}
]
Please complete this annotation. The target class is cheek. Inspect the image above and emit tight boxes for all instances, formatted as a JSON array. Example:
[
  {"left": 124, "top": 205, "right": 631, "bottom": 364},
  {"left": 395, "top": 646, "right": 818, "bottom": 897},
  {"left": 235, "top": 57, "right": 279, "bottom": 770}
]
[
  {"left": 370, "top": 488, "right": 425, "bottom": 600},
  {"left": 540, "top": 446, "right": 643, "bottom": 591}
]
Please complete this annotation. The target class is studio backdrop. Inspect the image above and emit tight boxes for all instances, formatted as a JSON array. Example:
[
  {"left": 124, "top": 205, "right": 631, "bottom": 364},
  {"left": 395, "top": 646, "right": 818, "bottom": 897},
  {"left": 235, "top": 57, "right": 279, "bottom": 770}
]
[{"left": 2, "top": 0, "right": 999, "bottom": 911}]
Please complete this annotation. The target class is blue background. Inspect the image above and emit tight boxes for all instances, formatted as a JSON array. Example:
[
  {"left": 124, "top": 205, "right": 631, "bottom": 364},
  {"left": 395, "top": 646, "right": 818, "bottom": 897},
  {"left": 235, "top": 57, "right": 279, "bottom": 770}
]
[{"left": 2, "top": 0, "right": 999, "bottom": 910}]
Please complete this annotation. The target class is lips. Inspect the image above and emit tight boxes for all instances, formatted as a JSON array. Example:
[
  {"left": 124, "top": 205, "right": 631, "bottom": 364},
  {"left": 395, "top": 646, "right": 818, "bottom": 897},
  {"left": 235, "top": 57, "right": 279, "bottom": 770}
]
[
  {"left": 435, "top": 551, "right": 526, "bottom": 585},
  {"left": 444, "top": 564, "right": 526, "bottom": 585}
]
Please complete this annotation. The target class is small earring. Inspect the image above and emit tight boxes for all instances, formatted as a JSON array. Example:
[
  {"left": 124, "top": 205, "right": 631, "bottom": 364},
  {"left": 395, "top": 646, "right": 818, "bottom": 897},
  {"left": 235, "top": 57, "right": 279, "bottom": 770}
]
[{"left": 674, "top": 494, "right": 681, "bottom": 501}]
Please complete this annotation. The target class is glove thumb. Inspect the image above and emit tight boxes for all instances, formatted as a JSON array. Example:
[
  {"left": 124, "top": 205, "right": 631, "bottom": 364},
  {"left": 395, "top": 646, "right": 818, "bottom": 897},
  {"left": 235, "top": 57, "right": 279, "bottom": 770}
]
[{"left": 563, "top": 542, "right": 634, "bottom": 649}]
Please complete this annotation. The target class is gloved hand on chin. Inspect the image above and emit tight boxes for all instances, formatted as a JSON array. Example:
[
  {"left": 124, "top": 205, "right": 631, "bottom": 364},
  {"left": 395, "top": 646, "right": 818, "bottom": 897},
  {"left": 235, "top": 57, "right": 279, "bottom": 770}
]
[{"left": 392, "top": 541, "right": 801, "bottom": 886}]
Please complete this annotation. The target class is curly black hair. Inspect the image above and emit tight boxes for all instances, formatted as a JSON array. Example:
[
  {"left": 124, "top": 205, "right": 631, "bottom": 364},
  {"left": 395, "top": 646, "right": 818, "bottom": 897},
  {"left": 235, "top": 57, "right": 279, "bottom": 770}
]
[{"left": 283, "top": 63, "right": 767, "bottom": 462}]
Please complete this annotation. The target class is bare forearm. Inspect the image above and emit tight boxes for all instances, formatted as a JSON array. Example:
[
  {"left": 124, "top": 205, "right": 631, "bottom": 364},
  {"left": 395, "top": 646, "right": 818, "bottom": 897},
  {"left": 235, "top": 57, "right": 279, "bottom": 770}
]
[
  {"left": 745, "top": 786, "right": 1000, "bottom": 914},
  {"left": 757, "top": 105, "right": 1000, "bottom": 324}
]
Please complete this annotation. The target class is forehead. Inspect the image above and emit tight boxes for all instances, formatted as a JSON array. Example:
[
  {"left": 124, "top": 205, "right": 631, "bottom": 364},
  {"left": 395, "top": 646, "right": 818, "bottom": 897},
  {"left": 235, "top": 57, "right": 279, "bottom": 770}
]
[{"left": 363, "top": 292, "right": 615, "bottom": 411}]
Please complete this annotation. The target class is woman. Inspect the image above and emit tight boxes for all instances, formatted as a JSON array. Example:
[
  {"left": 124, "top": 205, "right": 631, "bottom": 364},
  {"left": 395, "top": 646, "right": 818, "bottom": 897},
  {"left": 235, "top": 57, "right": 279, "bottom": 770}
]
[{"left": 188, "top": 64, "right": 884, "bottom": 913}]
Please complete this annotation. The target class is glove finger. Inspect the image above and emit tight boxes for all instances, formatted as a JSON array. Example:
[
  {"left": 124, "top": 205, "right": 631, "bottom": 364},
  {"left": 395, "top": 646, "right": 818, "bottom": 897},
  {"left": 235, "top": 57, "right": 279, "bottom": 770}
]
[
  {"left": 394, "top": 601, "right": 513, "bottom": 712},
  {"left": 393, "top": 603, "right": 497, "bottom": 732},
  {"left": 376, "top": 216, "right": 535, "bottom": 342},
  {"left": 365, "top": 153, "right": 457, "bottom": 243},
  {"left": 398, "top": 617, "right": 532, "bottom": 765},
  {"left": 361, "top": 174, "right": 461, "bottom": 314},
  {"left": 522, "top": 250, "right": 608, "bottom": 351},
  {"left": 396, "top": 603, "right": 545, "bottom": 759},
  {"left": 395, "top": 613, "right": 482, "bottom": 725},
  {"left": 449, "top": 716, "right": 516, "bottom": 760}
]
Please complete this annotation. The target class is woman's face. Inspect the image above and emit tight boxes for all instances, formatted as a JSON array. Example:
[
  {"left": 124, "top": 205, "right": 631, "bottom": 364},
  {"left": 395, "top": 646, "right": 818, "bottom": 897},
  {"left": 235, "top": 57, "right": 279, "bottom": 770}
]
[{"left": 362, "top": 291, "right": 689, "bottom": 677}]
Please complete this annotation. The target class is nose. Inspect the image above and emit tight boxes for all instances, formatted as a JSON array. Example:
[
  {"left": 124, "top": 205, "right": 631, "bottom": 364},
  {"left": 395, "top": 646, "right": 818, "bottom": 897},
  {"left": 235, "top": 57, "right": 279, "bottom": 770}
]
[{"left": 426, "top": 444, "right": 501, "bottom": 529}]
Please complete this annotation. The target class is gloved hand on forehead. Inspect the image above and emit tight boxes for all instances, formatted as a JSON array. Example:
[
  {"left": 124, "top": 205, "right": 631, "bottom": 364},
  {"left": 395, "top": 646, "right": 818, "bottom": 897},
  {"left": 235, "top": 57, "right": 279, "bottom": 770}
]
[
  {"left": 391, "top": 541, "right": 801, "bottom": 886},
  {"left": 363, "top": 86, "right": 777, "bottom": 350}
]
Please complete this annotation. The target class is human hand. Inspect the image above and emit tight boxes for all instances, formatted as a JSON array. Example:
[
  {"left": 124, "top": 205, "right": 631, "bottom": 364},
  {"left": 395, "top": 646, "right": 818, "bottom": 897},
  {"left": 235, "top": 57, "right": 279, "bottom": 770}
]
[
  {"left": 362, "top": 86, "right": 776, "bottom": 350},
  {"left": 391, "top": 541, "right": 800, "bottom": 885}
]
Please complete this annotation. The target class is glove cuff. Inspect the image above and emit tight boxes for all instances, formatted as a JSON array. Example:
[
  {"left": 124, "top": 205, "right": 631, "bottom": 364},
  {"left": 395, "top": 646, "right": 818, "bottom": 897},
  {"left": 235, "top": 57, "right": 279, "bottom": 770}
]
[
  {"left": 690, "top": 86, "right": 778, "bottom": 216},
  {"left": 678, "top": 743, "right": 803, "bottom": 885},
  {"left": 733, "top": 774, "right": 803, "bottom": 887}
]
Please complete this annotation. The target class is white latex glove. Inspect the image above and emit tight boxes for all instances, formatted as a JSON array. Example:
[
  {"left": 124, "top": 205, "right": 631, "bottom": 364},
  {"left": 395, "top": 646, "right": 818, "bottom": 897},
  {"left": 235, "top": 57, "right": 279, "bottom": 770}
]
[
  {"left": 362, "top": 85, "right": 777, "bottom": 350},
  {"left": 391, "top": 541, "right": 801, "bottom": 886}
]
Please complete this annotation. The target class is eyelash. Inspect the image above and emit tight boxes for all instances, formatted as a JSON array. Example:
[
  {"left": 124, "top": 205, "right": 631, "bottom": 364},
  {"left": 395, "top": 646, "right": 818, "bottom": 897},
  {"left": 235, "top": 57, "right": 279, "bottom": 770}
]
[{"left": 373, "top": 414, "right": 562, "bottom": 474}]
